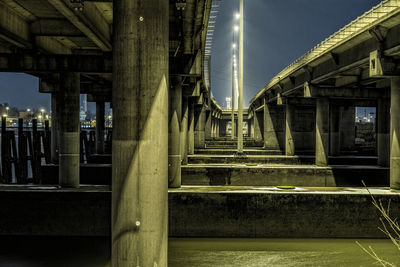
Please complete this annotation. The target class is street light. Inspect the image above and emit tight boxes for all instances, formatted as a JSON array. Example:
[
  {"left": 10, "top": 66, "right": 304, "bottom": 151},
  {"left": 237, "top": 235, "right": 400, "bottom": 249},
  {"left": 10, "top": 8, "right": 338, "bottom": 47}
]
[{"left": 5, "top": 106, "right": 9, "bottom": 116}]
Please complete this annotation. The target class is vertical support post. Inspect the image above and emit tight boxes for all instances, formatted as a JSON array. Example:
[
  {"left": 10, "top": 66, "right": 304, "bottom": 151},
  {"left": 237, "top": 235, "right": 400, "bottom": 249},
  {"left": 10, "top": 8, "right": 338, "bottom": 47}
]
[
  {"left": 168, "top": 77, "right": 182, "bottom": 188},
  {"left": 391, "top": 78, "right": 400, "bottom": 189},
  {"left": 96, "top": 101, "right": 105, "bottom": 154},
  {"left": 58, "top": 73, "right": 80, "bottom": 187},
  {"left": 216, "top": 115, "right": 220, "bottom": 137},
  {"left": 112, "top": 0, "right": 168, "bottom": 265},
  {"left": 194, "top": 105, "right": 206, "bottom": 148},
  {"left": 51, "top": 93, "right": 59, "bottom": 163},
  {"left": 264, "top": 100, "right": 282, "bottom": 150},
  {"left": 378, "top": 98, "right": 390, "bottom": 167},
  {"left": 18, "top": 118, "right": 27, "bottom": 183},
  {"left": 340, "top": 106, "right": 356, "bottom": 151},
  {"left": 316, "top": 98, "right": 330, "bottom": 166},
  {"left": 181, "top": 97, "right": 189, "bottom": 165},
  {"left": 285, "top": 103, "right": 295, "bottom": 156},
  {"left": 330, "top": 104, "right": 341, "bottom": 156},
  {"left": 205, "top": 110, "right": 212, "bottom": 140},
  {"left": 237, "top": 0, "right": 244, "bottom": 153},
  {"left": 188, "top": 99, "right": 195, "bottom": 155},
  {"left": 254, "top": 111, "right": 263, "bottom": 141}
]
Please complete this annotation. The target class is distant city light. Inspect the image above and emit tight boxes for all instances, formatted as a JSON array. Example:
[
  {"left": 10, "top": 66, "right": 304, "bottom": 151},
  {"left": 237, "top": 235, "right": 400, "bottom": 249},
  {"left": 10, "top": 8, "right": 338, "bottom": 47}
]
[
  {"left": 235, "top": 13, "right": 240, "bottom": 19},
  {"left": 232, "top": 43, "right": 236, "bottom": 48},
  {"left": 234, "top": 25, "right": 239, "bottom": 32}
]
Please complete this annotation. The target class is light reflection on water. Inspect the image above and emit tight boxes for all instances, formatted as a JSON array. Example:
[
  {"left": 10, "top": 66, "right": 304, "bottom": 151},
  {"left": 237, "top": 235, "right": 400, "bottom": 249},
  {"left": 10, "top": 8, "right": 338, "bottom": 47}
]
[{"left": 0, "top": 237, "right": 398, "bottom": 267}]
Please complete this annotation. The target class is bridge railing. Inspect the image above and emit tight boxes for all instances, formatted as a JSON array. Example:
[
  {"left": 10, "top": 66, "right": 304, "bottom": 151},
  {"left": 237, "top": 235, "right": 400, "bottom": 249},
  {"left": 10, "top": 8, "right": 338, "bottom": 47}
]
[{"left": 250, "top": 0, "right": 400, "bottom": 105}]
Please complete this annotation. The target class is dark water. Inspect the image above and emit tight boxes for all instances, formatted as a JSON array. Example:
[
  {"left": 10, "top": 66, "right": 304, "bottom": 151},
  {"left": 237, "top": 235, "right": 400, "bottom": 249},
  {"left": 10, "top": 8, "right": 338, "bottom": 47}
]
[{"left": 0, "top": 237, "right": 398, "bottom": 266}]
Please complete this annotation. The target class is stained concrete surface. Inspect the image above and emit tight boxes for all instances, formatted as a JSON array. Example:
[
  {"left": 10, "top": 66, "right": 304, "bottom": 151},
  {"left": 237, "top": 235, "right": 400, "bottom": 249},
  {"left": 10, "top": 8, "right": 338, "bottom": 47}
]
[{"left": 0, "top": 237, "right": 398, "bottom": 266}]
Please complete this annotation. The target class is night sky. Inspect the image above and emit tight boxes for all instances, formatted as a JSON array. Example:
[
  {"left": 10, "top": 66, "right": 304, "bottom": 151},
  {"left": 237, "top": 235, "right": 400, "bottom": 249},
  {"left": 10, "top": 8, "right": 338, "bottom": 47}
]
[{"left": 0, "top": 0, "right": 382, "bottom": 116}]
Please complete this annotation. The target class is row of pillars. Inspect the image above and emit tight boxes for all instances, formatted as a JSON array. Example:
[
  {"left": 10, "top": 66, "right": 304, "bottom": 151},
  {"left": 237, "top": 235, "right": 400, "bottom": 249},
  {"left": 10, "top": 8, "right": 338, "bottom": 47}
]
[
  {"left": 49, "top": 73, "right": 107, "bottom": 188},
  {"left": 250, "top": 77, "right": 400, "bottom": 189}
]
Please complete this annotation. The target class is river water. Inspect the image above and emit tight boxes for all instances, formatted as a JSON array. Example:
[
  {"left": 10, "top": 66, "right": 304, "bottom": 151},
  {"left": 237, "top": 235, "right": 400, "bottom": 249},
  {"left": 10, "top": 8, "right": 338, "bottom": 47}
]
[{"left": 0, "top": 237, "right": 397, "bottom": 266}]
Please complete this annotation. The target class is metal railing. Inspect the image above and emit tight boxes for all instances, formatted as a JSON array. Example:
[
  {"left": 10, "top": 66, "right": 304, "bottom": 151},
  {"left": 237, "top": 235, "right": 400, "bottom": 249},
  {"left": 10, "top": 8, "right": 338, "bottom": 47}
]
[{"left": 250, "top": 0, "right": 400, "bottom": 105}]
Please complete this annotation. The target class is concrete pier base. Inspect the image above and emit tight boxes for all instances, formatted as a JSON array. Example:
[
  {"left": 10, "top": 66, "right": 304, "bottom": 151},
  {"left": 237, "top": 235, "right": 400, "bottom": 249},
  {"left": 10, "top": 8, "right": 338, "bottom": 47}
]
[{"left": 58, "top": 73, "right": 80, "bottom": 188}]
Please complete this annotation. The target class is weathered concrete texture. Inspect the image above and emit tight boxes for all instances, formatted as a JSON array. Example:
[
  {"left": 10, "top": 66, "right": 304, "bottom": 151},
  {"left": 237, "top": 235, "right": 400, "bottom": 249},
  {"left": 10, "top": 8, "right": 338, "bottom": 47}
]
[
  {"left": 188, "top": 100, "right": 195, "bottom": 155},
  {"left": 316, "top": 98, "right": 329, "bottom": 166},
  {"left": 292, "top": 106, "right": 315, "bottom": 151},
  {"left": 330, "top": 105, "right": 341, "bottom": 156},
  {"left": 391, "top": 77, "right": 400, "bottom": 189},
  {"left": 194, "top": 148, "right": 284, "bottom": 155},
  {"left": 169, "top": 188, "right": 400, "bottom": 238},
  {"left": 253, "top": 110, "right": 263, "bottom": 141},
  {"left": 378, "top": 98, "right": 390, "bottom": 167},
  {"left": 180, "top": 97, "right": 189, "bottom": 165},
  {"left": 285, "top": 104, "right": 295, "bottom": 156},
  {"left": 58, "top": 72, "right": 80, "bottom": 188},
  {"left": 194, "top": 105, "right": 206, "bottom": 148},
  {"left": 264, "top": 103, "right": 285, "bottom": 151},
  {"left": 0, "top": 187, "right": 398, "bottom": 239},
  {"left": 181, "top": 165, "right": 389, "bottom": 187},
  {"left": 112, "top": 0, "right": 168, "bottom": 265},
  {"left": 340, "top": 106, "right": 356, "bottom": 151},
  {"left": 205, "top": 140, "right": 264, "bottom": 148},
  {"left": 169, "top": 77, "right": 182, "bottom": 188}
]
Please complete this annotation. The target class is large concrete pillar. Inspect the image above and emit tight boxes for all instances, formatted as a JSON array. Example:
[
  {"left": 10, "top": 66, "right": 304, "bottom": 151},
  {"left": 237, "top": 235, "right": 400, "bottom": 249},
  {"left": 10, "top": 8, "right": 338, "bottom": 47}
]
[
  {"left": 181, "top": 97, "right": 189, "bottom": 165},
  {"left": 391, "top": 78, "right": 400, "bottom": 189},
  {"left": 216, "top": 117, "right": 220, "bottom": 137},
  {"left": 188, "top": 100, "right": 195, "bottom": 154},
  {"left": 194, "top": 105, "right": 206, "bottom": 148},
  {"left": 285, "top": 103, "right": 295, "bottom": 156},
  {"left": 316, "top": 98, "right": 330, "bottom": 166},
  {"left": 112, "top": 1, "right": 168, "bottom": 266},
  {"left": 210, "top": 116, "right": 215, "bottom": 138},
  {"left": 58, "top": 73, "right": 80, "bottom": 187},
  {"left": 205, "top": 110, "right": 212, "bottom": 140},
  {"left": 254, "top": 111, "right": 263, "bottom": 141},
  {"left": 168, "top": 78, "right": 182, "bottom": 188},
  {"left": 264, "top": 101, "right": 283, "bottom": 150},
  {"left": 51, "top": 93, "right": 59, "bottom": 163},
  {"left": 378, "top": 98, "right": 390, "bottom": 167},
  {"left": 340, "top": 106, "right": 355, "bottom": 151},
  {"left": 330, "top": 104, "right": 341, "bottom": 156},
  {"left": 96, "top": 101, "right": 105, "bottom": 154}
]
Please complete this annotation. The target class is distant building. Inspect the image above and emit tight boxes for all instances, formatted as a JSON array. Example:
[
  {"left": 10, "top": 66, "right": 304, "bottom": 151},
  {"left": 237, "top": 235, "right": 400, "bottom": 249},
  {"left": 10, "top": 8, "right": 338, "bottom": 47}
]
[{"left": 225, "top": 97, "right": 231, "bottom": 109}]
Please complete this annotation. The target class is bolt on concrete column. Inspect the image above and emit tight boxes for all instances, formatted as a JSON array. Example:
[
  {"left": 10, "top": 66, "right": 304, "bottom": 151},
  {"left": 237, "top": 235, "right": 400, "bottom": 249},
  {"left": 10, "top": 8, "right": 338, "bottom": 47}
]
[
  {"left": 316, "top": 98, "right": 330, "bottom": 166},
  {"left": 264, "top": 100, "right": 282, "bottom": 150},
  {"left": 112, "top": 0, "right": 168, "bottom": 266},
  {"left": 391, "top": 77, "right": 400, "bottom": 189},
  {"left": 96, "top": 101, "right": 105, "bottom": 154},
  {"left": 194, "top": 105, "right": 206, "bottom": 148},
  {"left": 168, "top": 77, "right": 182, "bottom": 188},
  {"left": 51, "top": 93, "right": 59, "bottom": 163},
  {"left": 181, "top": 97, "right": 189, "bottom": 165},
  {"left": 188, "top": 99, "right": 195, "bottom": 154},
  {"left": 330, "top": 105, "right": 341, "bottom": 156},
  {"left": 378, "top": 98, "right": 390, "bottom": 167},
  {"left": 58, "top": 72, "right": 80, "bottom": 187},
  {"left": 285, "top": 103, "right": 295, "bottom": 156}
]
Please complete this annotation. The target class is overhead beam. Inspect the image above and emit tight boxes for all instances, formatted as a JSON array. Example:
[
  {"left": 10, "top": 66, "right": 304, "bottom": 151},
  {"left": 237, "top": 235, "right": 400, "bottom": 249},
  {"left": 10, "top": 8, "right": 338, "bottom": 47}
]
[
  {"left": 31, "top": 19, "right": 84, "bottom": 37},
  {"left": 47, "top": 0, "right": 111, "bottom": 51},
  {"left": 0, "top": 53, "right": 112, "bottom": 73}
]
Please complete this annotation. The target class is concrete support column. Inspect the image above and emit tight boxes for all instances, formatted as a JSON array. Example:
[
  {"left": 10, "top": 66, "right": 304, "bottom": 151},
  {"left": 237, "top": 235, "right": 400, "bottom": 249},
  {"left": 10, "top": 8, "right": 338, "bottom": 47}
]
[
  {"left": 112, "top": 0, "right": 168, "bottom": 265},
  {"left": 211, "top": 116, "right": 215, "bottom": 138},
  {"left": 316, "top": 98, "right": 330, "bottom": 166},
  {"left": 205, "top": 110, "right": 212, "bottom": 140},
  {"left": 254, "top": 111, "right": 263, "bottom": 141},
  {"left": 51, "top": 93, "right": 59, "bottom": 163},
  {"left": 188, "top": 100, "right": 195, "bottom": 154},
  {"left": 391, "top": 78, "right": 400, "bottom": 189},
  {"left": 264, "top": 101, "right": 282, "bottom": 150},
  {"left": 285, "top": 103, "right": 295, "bottom": 156},
  {"left": 340, "top": 106, "right": 356, "bottom": 151},
  {"left": 216, "top": 117, "right": 220, "bottom": 137},
  {"left": 180, "top": 97, "right": 189, "bottom": 165},
  {"left": 168, "top": 78, "right": 182, "bottom": 188},
  {"left": 58, "top": 72, "right": 80, "bottom": 187},
  {"left": 96, "top": 101, "right": 105, "bottom": 154},
  {"left": 330, "top": 105, "right": 341, "bottom": 156},
  {"left": 194, "top": 105, "right": 206, "bottom": 148},
  {"left": 378, "top": 98, "right": 390, "bottom": 167}
]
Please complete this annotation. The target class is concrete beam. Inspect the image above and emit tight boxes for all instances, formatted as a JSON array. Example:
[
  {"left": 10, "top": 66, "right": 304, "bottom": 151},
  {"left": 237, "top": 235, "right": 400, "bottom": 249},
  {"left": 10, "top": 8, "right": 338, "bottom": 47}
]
[
  {"left": 47, "top": 0, "right": 112, "bottom": 51},
  {"left": 31, "top": 19, "right": 84, "bottom": 37},
  {"left": 0, "top": 53, "right": 112, "bottom": 73},
  {"left": 303, "top": 82, "right": 389, "bottom": 98}
]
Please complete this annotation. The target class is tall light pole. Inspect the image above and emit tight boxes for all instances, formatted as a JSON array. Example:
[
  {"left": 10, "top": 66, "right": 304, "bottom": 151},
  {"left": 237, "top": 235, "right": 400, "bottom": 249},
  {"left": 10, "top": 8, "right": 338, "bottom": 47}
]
[
  {"left": 237, "top": 0, "right": 244, "bottom": 153},
  {"left": 232, "top": 24, "right": 238, "bottom": 139}
]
